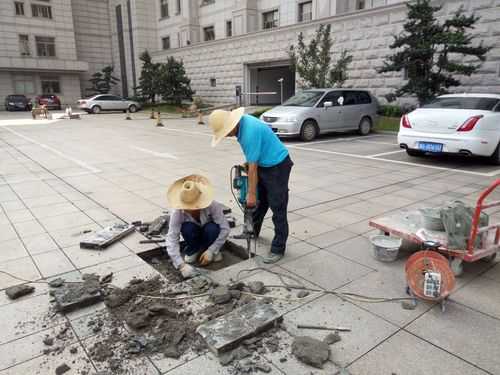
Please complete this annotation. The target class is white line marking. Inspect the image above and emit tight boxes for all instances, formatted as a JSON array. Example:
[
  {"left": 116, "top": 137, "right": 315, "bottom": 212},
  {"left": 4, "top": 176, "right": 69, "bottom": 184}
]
[
  {"left": 294, "top": 134, "right": 387, "bottom": 146},
  {"left": 3, "top": 127, "right": 101, "bottom": 173},
  {"left": 367, "top": 150, "right": 406, "bottom": 158},
  {"left": 131, "top": 146, "right": 178, "bottom": 159},
  {"left": 355, "top": 140, "right": 398, "bottom": 146},
  {"left": 0, "top": 119, "right": 60, "bottom": 127},
  {"left": 161, "top": 127, "right": 213, "bottom": 137}
]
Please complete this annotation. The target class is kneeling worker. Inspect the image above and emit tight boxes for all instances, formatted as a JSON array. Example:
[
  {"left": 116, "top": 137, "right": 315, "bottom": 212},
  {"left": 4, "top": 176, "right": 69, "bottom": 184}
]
[{"left": 165, "top": 174, "right": 230, "bottom": 278}]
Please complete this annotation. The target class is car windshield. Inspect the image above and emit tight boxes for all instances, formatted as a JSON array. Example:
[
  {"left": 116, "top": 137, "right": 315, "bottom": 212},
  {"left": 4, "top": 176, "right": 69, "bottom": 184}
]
[
  {"left": 283, "top": 91, "right": 324, "bottom": 107},
  {"left": 422, "top": 97, "right": 500, "bottom": 111}
]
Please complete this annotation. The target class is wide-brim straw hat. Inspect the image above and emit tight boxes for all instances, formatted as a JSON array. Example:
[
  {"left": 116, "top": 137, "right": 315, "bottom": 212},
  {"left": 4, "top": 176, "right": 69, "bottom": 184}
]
[
  {"left": 167, "top": 174, "right": 214, "bottom": 210},
  {"left": 209, "top": 107, "right": 245, "bottom": 147}
]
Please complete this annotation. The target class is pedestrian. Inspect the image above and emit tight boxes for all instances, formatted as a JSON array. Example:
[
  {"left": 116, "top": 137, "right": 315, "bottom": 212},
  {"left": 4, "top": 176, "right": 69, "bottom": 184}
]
[
  {"left": 165, "top": 174, "right": 230, "bottom": 278},
  {"left": 209, "top": 108, "right": 293, "bottom": 264}
]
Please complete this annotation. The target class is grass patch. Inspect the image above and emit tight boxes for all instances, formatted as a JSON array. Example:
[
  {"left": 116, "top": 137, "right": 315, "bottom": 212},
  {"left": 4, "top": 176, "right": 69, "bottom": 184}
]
[
  {"left": 374, "top": 116, "right": 400, "bottom": 132},
  {"left": 142, "top": 103, "right": 186, "bottom": 113}
]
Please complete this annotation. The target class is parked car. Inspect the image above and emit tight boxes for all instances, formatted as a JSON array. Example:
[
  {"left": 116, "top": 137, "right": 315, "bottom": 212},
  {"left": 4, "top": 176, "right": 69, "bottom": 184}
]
[
  {"left": 4, "top": 94, "right": 32, "bottom": 111},
  {"left": 259, "top": 89, "right": 379, "bottom": 141},
  {"left": 36, "top": 94, "right": 62, "bottom": 110},
  {"left": 77, "top": 94, "right": 141, "bottom": 114},
  {"left": 398, "top": 94, "right": 500, "bottom": 163}
]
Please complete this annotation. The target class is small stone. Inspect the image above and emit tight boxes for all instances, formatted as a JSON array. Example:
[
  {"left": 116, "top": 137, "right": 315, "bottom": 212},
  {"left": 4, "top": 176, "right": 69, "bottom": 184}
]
[
  {"left": 129, "top": 278, "right": 143, "bottom": 285},
  {"left": 254, "top": 363, "right": 272, "bottom": 373},
  {"left": 48, "top": 278, "right": 65, "bottom": 288},
  {"left": 323, "top": 332, "right": 341, "bottom": 345},
  {"left": 43, "top": 336, "right": 54, "bottom": 346},
  {"left": 211, "top": 286, "right": 232, "bottom": 304},
  {"left": 230, "top": 290, "right": 241, "bottom": 299},
  {"left": 248, "top": 281, "right": 265, "bottom": 294},
  {"left": 401, "top": 301, "right": 417, "bottom": 310},
  {"left": 92, "top": 326, "right": 102, "bottom": 333},
  {"left": 148, "top": 304, "right": 178, "bottom": 318},
  {"left": 297, "top": 290, "right": 310, "bottom": 298},
  {"left": 279, "top": 357, "right": 287, "bottom": 363},
  {"left": 125, "top": 310, "right": 150, "bottom": 329},
  {"left": 164, "top": 345, "right": 181, "bottom": 359},
  {"left": 291, "top": 336, "right": 330, "bottom": 369},
  {"left": 5, "top": 285, "right": 35, "bottom": 300},
  {"left": 55, "top": 363, "right": 71, "bottom": 375},
  {"left": 43, "top": 349, "right": 51, "bottom": 355},
  {"left": 69, "top": 347, "right": 78, "bottom": 354}
]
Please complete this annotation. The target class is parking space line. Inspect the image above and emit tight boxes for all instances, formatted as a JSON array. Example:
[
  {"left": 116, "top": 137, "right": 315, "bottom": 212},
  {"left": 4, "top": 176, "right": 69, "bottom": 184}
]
[
  {"left": 131, "top": 146, "right": 178, "bottom": 159},
  {"left": 355, "top": 139, "right": 398, "bottom": 146},
  {"left": 367, "top": 150, "right": 406, "bottom": 157},
  {"left": 3, "top": 126, "right": 101, "bottom": 173},
  {"left": 293, "top": 134, "right": 387, "bottom": 146}
]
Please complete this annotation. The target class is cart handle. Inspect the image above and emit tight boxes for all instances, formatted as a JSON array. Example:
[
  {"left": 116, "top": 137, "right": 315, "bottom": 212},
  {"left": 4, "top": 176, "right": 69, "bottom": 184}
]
[{"left": 468, "top": 179, "right": 500, "bottom": 253}]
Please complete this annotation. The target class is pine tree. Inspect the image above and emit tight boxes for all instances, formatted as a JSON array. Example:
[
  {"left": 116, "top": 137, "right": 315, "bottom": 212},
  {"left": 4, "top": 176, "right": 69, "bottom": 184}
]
[
  {"left": 380, "top": 0, "right": 491, "bottom": 105},
  {"left": 158, "top": 57, "right": 195, "bottom": 105},
  {"left": 136, "top": 51, "right": 160, "bottom": 103},
  {"left": 289, "top": 24, "right": 352, "bottom": 88},
  {"left": 89, "top": 66, "right": 120, "bottom": 94}
]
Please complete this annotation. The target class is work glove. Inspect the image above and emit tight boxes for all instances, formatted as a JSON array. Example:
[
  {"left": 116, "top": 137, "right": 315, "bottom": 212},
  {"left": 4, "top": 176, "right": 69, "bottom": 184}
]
[
  {"left": 179, "top": 263, "right": 198, "bottom": 279},
  {"left": 199, "top": 249, "right": 216, "bottom": 266}
]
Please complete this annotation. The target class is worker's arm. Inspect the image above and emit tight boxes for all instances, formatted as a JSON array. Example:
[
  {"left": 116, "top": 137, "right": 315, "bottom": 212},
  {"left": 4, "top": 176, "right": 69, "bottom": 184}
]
[
  {"left": 164, "top": 210, "right": 184, "bottom": 269},
  {"left": 247, "top": 162, "right": 258, "bottom": 208}
]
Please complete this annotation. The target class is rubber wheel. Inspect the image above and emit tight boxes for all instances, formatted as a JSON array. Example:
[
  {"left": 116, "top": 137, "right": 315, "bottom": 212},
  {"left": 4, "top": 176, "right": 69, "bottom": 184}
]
[
  {"left": 300, "top": 120, "right": 318, "bottom": 142},
  {"left": 406, "top": 149, "right": 424, "bottom": 157},
  {"left": 92, "top": 105, "right": 101, "bottom": 114},
  {"left": 129, "top": 104, "right": 138, "bottom": 113},
  {"left": 358, "top": 117, "right": 372, "bottom": 136},
  {"left": 490, "top": 143, "right": 500, "bottom": 165}
]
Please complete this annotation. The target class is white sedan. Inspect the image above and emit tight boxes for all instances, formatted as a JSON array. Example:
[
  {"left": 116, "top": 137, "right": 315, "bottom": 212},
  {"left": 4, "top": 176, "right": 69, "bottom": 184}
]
[{"left": 398, "top": 94, "right": 500, "bottom": 163}]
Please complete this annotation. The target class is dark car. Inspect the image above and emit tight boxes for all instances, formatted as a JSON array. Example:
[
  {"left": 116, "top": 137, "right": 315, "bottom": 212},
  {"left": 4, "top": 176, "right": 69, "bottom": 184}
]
[
  {"left": 36, "top": 94, "right": 62, "bottom": 110},
  {"left": 4, "top": 95, "right": 32, "bottom": 111}
]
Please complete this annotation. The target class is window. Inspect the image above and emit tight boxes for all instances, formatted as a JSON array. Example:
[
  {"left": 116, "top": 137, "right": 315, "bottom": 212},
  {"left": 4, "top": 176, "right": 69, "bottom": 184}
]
[
  {"left": 210, "top": 78, "right": 216, "bottom": 87},
  {"left": 41, "top": 77, "right": 60, "bottom": 94},
  {"left": 14, "top": 75, "right": 35, "bottom": 94},
  {"left": 343, "top": 91, "right": 357, "bottom": 105},
  {"left": 356, "top": 0, "right": 366, "bottom": 10},
  {"left": 35, "top": 36, "right": 56, "bottom": 57},
  {"left": 283, "top": 90, "right": 324, "bottom": 107},
  {"left": 162, "top": 36, "right": 170, "bottom": 50},
  {"left": 19, "top": 34, "right": 30, "bottom": 56},
  {"left": 263, "top": 10, "right": 278, "bottom": 29},
  {"left": 356, "top": 91, "right": 372, "bottom": 104},
  {"left": 15, "top": 2, "right": 24, "bottom": 15},
  {"left": 175, "top": 0, "right": 181, "bottom": 15},
  {"left": 318, "top": 91, "right": 343, "bottom": 107},
  {"left": 298, "top": 1, "right": 312, "bottom": 22},
  {"left": 203, "top": 26, "right": 215, "bottom": 41},
  {"left": 201, "top": 0, "right": 215, "bottom": 5},
  {"left": 31, "top": 4, "right": 52, "bottom": 18},
  {"left": 160, "top": 0, "right": 168, "bottom": 18},
  {"left": 422, "top": 97, "right": 500, "bottom": 111},
  {"left": 226, "top": 20, "right": 232, "bottom": 37}
]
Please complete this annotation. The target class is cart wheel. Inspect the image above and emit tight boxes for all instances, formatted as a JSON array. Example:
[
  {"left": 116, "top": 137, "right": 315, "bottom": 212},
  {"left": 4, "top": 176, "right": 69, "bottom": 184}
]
[
  {"left": 481, "top": 253, "right": 497, "bottom": 263},
  {"left": 450, "top": 257, "right": 464, "bottom": 277}
]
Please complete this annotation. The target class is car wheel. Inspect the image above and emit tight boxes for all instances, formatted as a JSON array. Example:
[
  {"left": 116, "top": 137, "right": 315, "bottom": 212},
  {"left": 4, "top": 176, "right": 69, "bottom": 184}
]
[
  {"left": 490, "top": 143, "right": 500, "bottom": 165},
  {"left": 300, "top": 120, "right": 318, "bottom": 142},
  {"left": 92, "top": 105, "right": 102, "bottom": 114},
  {"left": 406, "top": 149, "right": 425, "bottom": 157},
  {"left": 358, "top": 117, "right": 372, "bottom": 136},
  {"left": 128, "top": 104, "right": 138, "bottom": 113}
]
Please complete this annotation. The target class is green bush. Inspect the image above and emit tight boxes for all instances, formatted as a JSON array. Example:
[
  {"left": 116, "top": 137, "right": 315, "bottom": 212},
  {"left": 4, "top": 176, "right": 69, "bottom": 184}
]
[
  {"left": 379, "top": 104, "right": 403, "bottom": 118},
  {"left": 251, "top": 107, "right": 272, "bottom": 118}
]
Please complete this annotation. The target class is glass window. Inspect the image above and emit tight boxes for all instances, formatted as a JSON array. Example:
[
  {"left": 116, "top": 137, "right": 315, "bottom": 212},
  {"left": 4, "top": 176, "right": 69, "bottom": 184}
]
[
  {"left": 35, "top": 36, "right": 56, "bottom": 57},
  {"left": 226, "top": 20, "right": 232, "bottom": 37},
  {"left": 41, "top": 77, "right": 60, "bottom": 94},
  {"left": 15, "top": 2, "right": 24, "bottom": 15},
  {"left": 162, "top": 36, "right": 170, "bottom": 50},
  {"left": 263, "top": 10, "right": 278, "bottom": 29},
  {"left": 210, "top": 78, "right": 216, "bottom": 87},
  {"left": 356, "top": 0, "right": 366, "bottom": 10},
  {"left": 14, "top": 76, "right": 35, "bottom": 94},
  {"left": 19, "top": 34, "right": 30, "bottom": 56},
  {"left": 283, "top": 90, "right": 324, "bottom": 107},
  {"left": 318, "top": 91, "right": 343, "bottom": 107},
  {"left": 343, "top": 91, "right": 358, "bottom": 106},
  {"left": 31, "top": 4, "right": 52, "bottom": 19},
  {"left": 203, "top": 26, "right": 215, "bottom": 41},
  {"left": 176, "top": 0, "right": 181, "bottom": 15},
  {"left": 356, "top": 91, "right": 372, "bottom": 104},
  {"left": 160, "top": 0, "right": 168, "bottom": 18},
  {"left": 422, "top": 97, "right": 500, "bottom": 111},
  {"left": 201, "top": 0, "right": 215, "bottom": 5},
  {"left": 298, "top": 1, "right": 312, "bottom": 22}
]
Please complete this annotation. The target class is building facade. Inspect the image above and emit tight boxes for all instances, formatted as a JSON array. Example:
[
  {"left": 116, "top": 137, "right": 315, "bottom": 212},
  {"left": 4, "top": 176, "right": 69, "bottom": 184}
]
[{"left": 1, "top": 0, "right": 499, "bottom": 108}]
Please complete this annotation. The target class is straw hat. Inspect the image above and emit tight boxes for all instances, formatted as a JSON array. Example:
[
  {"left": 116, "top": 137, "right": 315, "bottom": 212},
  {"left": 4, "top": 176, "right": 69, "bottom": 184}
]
[
  {"left": 209, "top": 107, "right": 245, "bottom": 147},
  {"left": 167, "top": 174, "right": 214, "bottom": 210}
]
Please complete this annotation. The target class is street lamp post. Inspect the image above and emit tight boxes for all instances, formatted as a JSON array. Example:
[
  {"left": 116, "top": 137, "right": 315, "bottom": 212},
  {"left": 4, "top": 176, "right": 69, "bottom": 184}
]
[{"left": 277, "top": 78, "right": 284, "bottom": 104}]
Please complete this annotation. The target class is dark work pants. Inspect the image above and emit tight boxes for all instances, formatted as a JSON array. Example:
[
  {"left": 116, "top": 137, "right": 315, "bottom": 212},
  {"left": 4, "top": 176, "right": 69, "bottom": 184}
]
[
  {"left": 253, "top": 155, "right": 293, "bottom": 254},
  {"left": 181, "top": 222, "right": 220, "bottom": 255}
]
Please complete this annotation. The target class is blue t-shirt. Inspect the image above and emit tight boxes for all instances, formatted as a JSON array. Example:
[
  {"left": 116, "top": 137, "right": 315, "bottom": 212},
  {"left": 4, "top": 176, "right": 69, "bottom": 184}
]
[{"left": 237, "top": 114, "right": 289, "bottom": 167}]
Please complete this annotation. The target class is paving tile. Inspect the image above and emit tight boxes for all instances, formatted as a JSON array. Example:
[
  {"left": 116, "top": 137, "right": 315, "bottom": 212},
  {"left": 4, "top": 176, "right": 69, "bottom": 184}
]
[
  {"left": 306, "top": 229, "right": 358, "bottom": 249},
  {"left": 39, "top": 212, "right": 95, "bottom": 232},
  {"left": 30, "top": 202, "right": 80, "bottom": 219},
  {"left": 79, "top": 255, "right": 147, "bottom": 277},
  {"left": 5, "top": 208, "right": 34, "bottom": 223},
  {"left": 0, "top": 256, "right": 41, "bottom": 289},
  {"left": 49, "top": 223, "right": 105, "bottom": 249},
  {"left": 0, "top": 238, "right": 28, "bottom": 263},
  {"left": 22, "top": 232, "right": 59, "bottom": 255},
  {"left": 282, "top": 294, "right": 398, "bottom": 368},
  {"left": 406, "top": 302, "right": 500, "bottom": 374},
  {"left": 32, "top": 249, "right": 76, "bottom": 278},
  {"left": 347, "top": 330, "right": 489, "bottom": 375},
  {"left": 315, "top": 209, "right": 368, "bottom": 228},
  {"left": 0, "top": 224, "right": 18, "bottom": 242},
  {"left": 12, "top": 219, "right": 46, "bottom": 237},
  {"left": 281, "top": 249, "right": 373, "bottom": 290},
  {"left": 288, "top": 217, "right": 336, "bottom": 240},
  {"left": 451, "top": 276, "right": 500, "bottom": 320},
  {"left": 62, "top": 242, "right": 132, "bottom": 269},
  {"left": 22, "top": 194, "right": 68, "bottom": 209},
  {"left": 482, "top": 261, "right": 500, "bottom": 282}
]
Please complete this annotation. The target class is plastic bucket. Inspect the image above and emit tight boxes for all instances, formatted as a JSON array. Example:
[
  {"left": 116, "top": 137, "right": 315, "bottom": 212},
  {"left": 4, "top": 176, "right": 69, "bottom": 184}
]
[{"left": 370, "top": 235, "right": 402, "bottom": 262}]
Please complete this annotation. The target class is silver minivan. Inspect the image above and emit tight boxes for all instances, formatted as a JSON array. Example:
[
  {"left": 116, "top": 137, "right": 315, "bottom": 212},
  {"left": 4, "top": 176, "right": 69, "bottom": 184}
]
[
  {"left": 260, "top": 89, "right": 379, "bottom": 141},
  {"left": 77, "top": 94, "right": 141, "bottom": 114}
]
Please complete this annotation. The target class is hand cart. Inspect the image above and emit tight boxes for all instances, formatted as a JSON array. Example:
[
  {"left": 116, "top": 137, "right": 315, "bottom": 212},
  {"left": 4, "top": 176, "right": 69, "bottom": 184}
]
[{"left": 369, "top": 179, "right": 500, "bottom": 276}]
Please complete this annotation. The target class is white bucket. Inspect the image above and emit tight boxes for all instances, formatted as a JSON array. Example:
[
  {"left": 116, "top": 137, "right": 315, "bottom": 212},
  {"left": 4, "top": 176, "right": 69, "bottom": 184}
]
[{"left": 370, "top": 235, "right": 402, "bottom": 262}]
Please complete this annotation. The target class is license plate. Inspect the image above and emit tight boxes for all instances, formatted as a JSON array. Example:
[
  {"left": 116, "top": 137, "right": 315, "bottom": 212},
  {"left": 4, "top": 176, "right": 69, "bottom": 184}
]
[{"left": 419, "top": 142, "right": 443, "bottom": 153}]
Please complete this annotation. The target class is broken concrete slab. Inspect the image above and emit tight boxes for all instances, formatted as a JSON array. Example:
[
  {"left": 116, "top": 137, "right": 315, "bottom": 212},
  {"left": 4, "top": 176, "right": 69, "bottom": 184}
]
[
  {"left": 248, "top": 281, "right": 265, "bottom": 295},
  {"left": 291, "top": 336, "right": 330, "bottom": 369},
  {"left": 211, "top": 286, "right": 232, "bottom": 304},
  {"left": 5, "top": 284, "right": 35, "bottom": 300},
  {"left": 79, "top": 223, "right": 135, "bottom": 250},
  {"left": 197, "top": 301, "right": 282, "bottom": 355},
  {"left": 323, "top": 332, "right": 341, "bottom": 345},
  {"left": 55, "top": 363, "right": 71, "bottom": 375},
  {"left": 48, "top": 278, "right": 65, "bottom": 288},
  {"left": 52, "top": 274, "right": 104, "bottom": 313}
]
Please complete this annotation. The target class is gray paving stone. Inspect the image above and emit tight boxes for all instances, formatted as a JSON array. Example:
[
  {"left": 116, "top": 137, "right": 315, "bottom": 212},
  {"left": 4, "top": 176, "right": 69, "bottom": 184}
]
[
  {"left": 0, "top": 238, "right": 29, "bottom": 263},
  {"left": 306, "top": 229, "right": 358, "bottom": 249},
  {"left": 0, "top": 256, "right": 41, "bottom": 290},
  {"left": 33, "top": 249, "right": 76, "bottom": 278},
  {"left": 451, "top": 276, "right": 500, "bottom": 320}
]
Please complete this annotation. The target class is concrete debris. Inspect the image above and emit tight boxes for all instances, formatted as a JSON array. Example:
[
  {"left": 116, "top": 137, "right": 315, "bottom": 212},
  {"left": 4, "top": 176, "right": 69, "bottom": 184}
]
[
  {"left": 291, "top": 336, "right": 330, "bottom": 369},
  {"left": 5, "top": 284, "right": 35, "bottom": 300},
  {"left": 80, "top": 223, "right": 135, "bottom": 250},
  {"left": 52, "top": 274, "right": 104, "bottom": 313},
  {"left": 125, "top": 310, "right": 151, "bottom": 329},
  {"left": 100, "top": 273, "right": 113, "bottom": 284},
  {"left": 43, "top": 336, "right": 54, "bottom": 346},
  {"left": 323, "top": 332, "right": 341, "bottom": 345},
  {"left": 148, "top": 303, "right": 179, "bottom": 318},
  {"left": 48, "top": 278, "right": 65, "bottom": 288},
  {"left": 248, "top": 281, "right": 265, "bottom": 295},
  {"left": 211, "top": 286, "right": 233, "bottom": 304},
  {"left": 296, "top": 290, "right": 310, "bottom": 298},
  {"left": 236, "top": 360, "right": 272, "bottom": 373},
  {"left": 69, "top": 347, "right": 78, "bottom": 354},
  {"left": 401, "top": 301, "right": 417, "bottom": 310},
  {"left": 55, "top": 363, "right": 71, "bottom": 375},
  {"left": 219, "top": 346, "right": 252, "bottom": 366}
]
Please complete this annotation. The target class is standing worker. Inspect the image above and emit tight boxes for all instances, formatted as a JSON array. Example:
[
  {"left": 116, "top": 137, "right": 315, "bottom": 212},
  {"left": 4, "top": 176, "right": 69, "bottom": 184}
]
[
  {"left": 209, "top": 108, "right": 293, "bottom": 264},
  {"left": 165, "top": 174, "right": 230, "bottom": 278}
]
